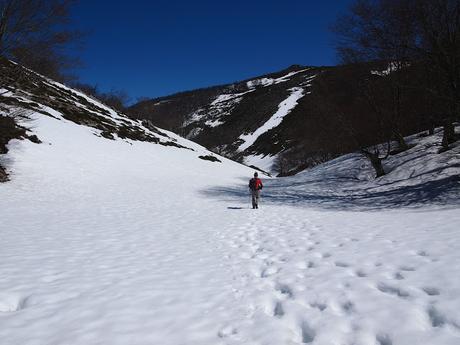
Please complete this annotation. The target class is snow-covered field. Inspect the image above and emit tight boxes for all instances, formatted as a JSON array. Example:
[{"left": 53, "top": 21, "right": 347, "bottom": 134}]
[{"left": 1, "top": 104, "right": 460, "bottom": 345}]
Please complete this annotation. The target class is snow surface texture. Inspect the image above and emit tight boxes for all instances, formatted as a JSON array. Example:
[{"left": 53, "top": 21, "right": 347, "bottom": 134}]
[{"left": 1, "top": 97, "right": 460, "bottom": 345}]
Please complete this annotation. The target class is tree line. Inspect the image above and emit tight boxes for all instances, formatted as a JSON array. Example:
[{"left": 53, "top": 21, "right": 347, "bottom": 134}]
[{"left": 331, "top": 0, "right": 459, "bottom": 177}]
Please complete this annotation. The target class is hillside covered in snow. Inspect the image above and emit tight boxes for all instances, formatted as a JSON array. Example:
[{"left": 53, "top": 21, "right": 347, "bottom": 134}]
[
  {"left": 0, "top": 59, "right": 237, "bottom": 180},
  {"left": 128, "top": 62, "right": 438, "bottom": 175},
  {"left": 128, "top": 65, "right": 318, "bottom": 173},
  {"left": 1, "top": 59, "right": 460, "bottom": 345}
]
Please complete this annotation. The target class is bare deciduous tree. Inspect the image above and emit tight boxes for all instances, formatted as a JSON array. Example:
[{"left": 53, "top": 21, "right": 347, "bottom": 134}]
[
  {"left": 0, "top": 0, "right": 81, "bottom": 80},
  {"left": 70, "top": 82, "right": 131, "bottom": 112},
  {"left": 334, "top": 0, "right": 460, "bottom": 152},
  {"left": 0, "top": 56, "right": 24, "bottom": 94},
  {"left": 273, "top": 153, "right": 289, "bottom": 177},
  {"left": 333, "top": 0, "right": 417, "bottom": 152},
  {"left": 98, "top": 89, "right": 130, "bottom": 112},
  {"left": 413, "top": 0, "right": 460, "bottom": 150}
]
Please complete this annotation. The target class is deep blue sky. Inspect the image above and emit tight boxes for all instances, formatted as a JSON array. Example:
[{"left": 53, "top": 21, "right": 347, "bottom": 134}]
[{"left": 70, "top": 0, "right": 353, "bottom": 102}]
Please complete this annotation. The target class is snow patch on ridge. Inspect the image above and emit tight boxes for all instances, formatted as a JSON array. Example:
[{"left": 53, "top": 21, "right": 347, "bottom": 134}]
[
  {"left": 246, "top": 68, "right": 311, "bottom": 89},
  {"left": 238, "top": 87, "right": 306, "bottom": 152},
  {"left": 371, "top": 62, "right": 411, "bottom": 76},
  {"left": 246, "top": 77, "right": 274, "bottom": 88},
  {"left": 211, "top": 89, "right": 255, "bottom": 106},
  {"left": 184, "top": 90, "right": 256, "bottom": 132},
  {"left": 183, "top": 68, "right": 314, "bottom": 137}
]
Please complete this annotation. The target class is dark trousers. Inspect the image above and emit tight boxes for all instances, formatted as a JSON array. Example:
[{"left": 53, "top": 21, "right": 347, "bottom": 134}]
[{"left": 251, "top": 190, "right": 260, "bottom": 208}]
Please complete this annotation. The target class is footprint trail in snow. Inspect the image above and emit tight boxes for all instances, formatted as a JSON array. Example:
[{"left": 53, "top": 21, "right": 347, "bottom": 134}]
[{"left": 216, "top": 207, "right": 460, "bottom": 345}]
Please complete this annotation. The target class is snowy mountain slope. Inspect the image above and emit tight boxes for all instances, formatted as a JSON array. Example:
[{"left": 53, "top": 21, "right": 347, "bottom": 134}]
[
  {"left": 0, "top": 59, "right": 244, "bottom": 178},
  {"left": 1, "top": 62, "right": 460, "bottom": 345},
  {"left": 128, "top": 65, "right": 320, "bottom": 172},
  {"left": 128, "top": 62, "right": 436, "bottom": 175},
  {"left": 183, "top": 69, "right": 315, "bottom": 144},
  {"left": 237, "top": 86, "right": 308, "bottom": 152}
]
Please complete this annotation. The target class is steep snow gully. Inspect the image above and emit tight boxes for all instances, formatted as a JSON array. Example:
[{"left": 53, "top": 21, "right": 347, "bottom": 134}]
[{"left": 1, "top": 98, "right": 460, "bottom": 344}]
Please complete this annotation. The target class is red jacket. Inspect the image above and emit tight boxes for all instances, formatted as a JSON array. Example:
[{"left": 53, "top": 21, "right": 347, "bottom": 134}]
[{"left": 249, "top": 177, "right": 263, "bottom": 191}]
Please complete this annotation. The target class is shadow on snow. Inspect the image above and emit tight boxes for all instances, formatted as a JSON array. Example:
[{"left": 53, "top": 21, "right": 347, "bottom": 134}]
[{"left": 201, "top": 175, "right": 460, "bottom": 212}]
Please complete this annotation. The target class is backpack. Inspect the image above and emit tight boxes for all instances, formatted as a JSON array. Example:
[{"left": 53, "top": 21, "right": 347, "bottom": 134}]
[{"left": 249, "top": 178, "right": 263, "bottom": 191}]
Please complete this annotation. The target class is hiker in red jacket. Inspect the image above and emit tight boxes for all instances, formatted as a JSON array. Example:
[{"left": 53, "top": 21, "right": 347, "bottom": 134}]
[{"left": 249, "top": 172, "right": 263, "bottom": 209}]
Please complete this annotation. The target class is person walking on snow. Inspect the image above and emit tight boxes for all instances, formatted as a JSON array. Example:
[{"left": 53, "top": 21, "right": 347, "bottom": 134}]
[{"left": 249, "top": 172, "right": 263, "bottom": 209}]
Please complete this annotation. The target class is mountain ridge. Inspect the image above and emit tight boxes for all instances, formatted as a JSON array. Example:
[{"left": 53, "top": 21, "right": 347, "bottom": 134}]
[
  {"left": 127, "top": 61, "right": 434, "bottom": 175},
  {"left": 127, "top": 64, "right": 327, "bottom": 173}
]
